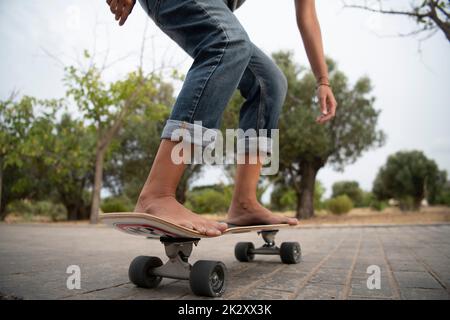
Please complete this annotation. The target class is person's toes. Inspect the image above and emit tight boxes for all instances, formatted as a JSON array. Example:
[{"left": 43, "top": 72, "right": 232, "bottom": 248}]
[
  {"left": 179, "top": 221, "right": 195, "bottom": 231},
  {"left": 193, "top": 224, "right": 207, "bottom": 235},
  {"left": 215, "top": 222, "right": 228, "bottom": 231},
  {"left": 205, "top": 228, "right": 221, "bottom": 237},
  {"left": 287, "top": 217, "right": 298, "bottom": 225}
]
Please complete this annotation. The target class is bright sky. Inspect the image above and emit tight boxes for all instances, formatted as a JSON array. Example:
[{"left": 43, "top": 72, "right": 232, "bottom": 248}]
[{"left": 1, "top": 0, "right": 449, "bottom": 200}]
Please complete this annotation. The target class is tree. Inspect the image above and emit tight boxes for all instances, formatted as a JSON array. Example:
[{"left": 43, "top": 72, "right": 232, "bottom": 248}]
[
  {"left": 64, "top": 52, "right": 163, "bottom": 223},
  {"left": 435, "top": 180, "right": 450, "bottom": 206},
  {"left": 273, "top": 51, "right": 385, "bottom": 219},
  {"left": 0, "top": 95, "right": 43, "bottom": 218},
  {"left": 103, "top": 87, "right": 174, "bottom": 202},
  {"left": 332, "top": 180, "right": 364, "bottom": 207},
  {"left": 343, "top": 0, "right": 450, "bottom": 42},
  {"left": 40, "top": 113, "right": 96, "bottom": 220},
  {"left": 373, "top": 150, "right": 447, "bottom": 210},
  {"left": 0, "top": 94, "right": 97, "bottom": 220},
  {"left": 271, "top": 180, "right": 325, "bottom": 212}
]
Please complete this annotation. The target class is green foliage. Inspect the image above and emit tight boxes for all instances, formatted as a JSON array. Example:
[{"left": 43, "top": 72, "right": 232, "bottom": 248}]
[
  {"left": 373, "top": 150, "right": 446, "bottom": 210},
  {"left": 0, "top": 95, "right": 35, "bottom": 166},
  {"left": 0, "top": 96, "right": 65, "bottom": 217},
  {"left": 251, "top": 51, "right": 385, "bottom": 218},
  {"left": 314, "top": 181, "right": 326, "bottom": 210},
  {"left": 325, "top": 195, "right": 354, "bottom": 215},
  {"left": 270, "top": 180, "right": 325, "bottom": 211},
  {"left": 185, "top": 185, "right": 233, "bottom": 214},
  {"left": 1, "top": 59, "right": 177, "bottom": 221},
  {"left": 435, "top": 182, "right": 450, "bottom": 206},
  {"left": 370, "top": 200, "right": 388, "bottom": 211},
  {"left": 332, "top": 181, "right": 364, "bottom": 207},
  {"left": 6, "top": 199, "right": 67, "bottom": 221},
  {"left": 101, "top": 196, "right": 134, "bottom": 213},
  {"left": 273, "top": 51, "right": 385, "bottom": 171},
  {"left": 270, "top": 184, "right": 296, "bottom": 211},
  {"left": 104, "top": 99, "right": 172, "bottom": 201},
  {"left": 63, "top": 55, "right": 177, "bottom": 222}
]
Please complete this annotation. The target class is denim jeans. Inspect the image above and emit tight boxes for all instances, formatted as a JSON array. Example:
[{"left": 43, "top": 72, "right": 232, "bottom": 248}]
[{"left": 138, "top": 0, "right": 287, "bottom": 153}]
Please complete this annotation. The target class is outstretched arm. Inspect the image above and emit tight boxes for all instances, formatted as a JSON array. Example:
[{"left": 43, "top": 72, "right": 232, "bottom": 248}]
[
  {"left": 106, "top": 0, "right": 136, "bottom": 26},
  {"left": 295, "top": 0, "right": 337, "bottom": 124}
]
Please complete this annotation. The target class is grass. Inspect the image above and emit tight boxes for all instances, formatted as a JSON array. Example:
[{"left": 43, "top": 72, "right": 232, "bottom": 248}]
[
  {"left": 3, "top": 206, "right": 450, "bottom": 226},
  {"left": 203, "top": 206, "right": 450, "bottom": 226}
]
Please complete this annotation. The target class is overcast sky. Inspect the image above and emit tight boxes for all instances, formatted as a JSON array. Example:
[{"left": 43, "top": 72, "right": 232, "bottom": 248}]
[{"left": 1, "top": 0, "right": 449, "bottom": 200}]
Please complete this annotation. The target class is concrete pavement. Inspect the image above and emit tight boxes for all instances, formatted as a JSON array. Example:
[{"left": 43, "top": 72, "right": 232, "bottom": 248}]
[{"left": 0, "top": 223, "right": 449, "bottom": 300}]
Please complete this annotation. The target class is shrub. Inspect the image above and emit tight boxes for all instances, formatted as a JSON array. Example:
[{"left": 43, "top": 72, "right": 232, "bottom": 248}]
[
  {"left": 370, "top": 200, "right": 388, "bottom": 211},
  {"left": 398, "top": 196, "right": 415, "bottom": 211},
  {"left": 332, "top": 181, "right": 364, "bottom": 207},
  {"left": 325, "top": 195, "right": 353, "bottom": 215},
  {"left": 6, "top": 199, "right": 67, "bottom": 221},
  {"left": 101, "top": 196, "right": 134, "bottom": 213},
  {"left": 185, "top": 187, "right": 231, "bottom": 214}
]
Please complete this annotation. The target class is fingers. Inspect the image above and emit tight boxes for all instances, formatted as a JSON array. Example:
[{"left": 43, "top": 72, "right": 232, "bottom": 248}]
[
  {"left": 119, "top": 4, "right": 133, "bottom": 26},
  {"left": 109, "top": 0, "right": 118, "bottom": 14},
  {"left": 107, "top": 0, "right": 135, "bottom": 26},
  {"left": 316, "top": 90, "right": 338, "bottom": 124},
  {"left": 320, "top": 95, "right": 327, "bottom": 116}
]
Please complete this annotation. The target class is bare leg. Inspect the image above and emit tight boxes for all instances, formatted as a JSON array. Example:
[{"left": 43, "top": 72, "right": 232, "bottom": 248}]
[
  {"left": 227, "top": 154, "right": 298, "bottom": 226},
  {"left": 134, "top": 139, "right": 227, "bottom": 236}
]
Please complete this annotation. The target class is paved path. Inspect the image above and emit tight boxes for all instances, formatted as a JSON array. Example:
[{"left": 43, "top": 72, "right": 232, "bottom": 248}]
[{"left": 0, "top": 223, "right": 449, "bottom": 300}]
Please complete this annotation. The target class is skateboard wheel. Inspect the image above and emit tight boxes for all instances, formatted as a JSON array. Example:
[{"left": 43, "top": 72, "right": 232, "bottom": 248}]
[
  {"left": 234, "top": 242, "right": 255, "bottom": 262},
  {"left": 190, "top": 260, "right": 227, "bottom": 297},
  {"left": 280, "top": 242, "right": 301, "bottom": 264},
  {"left": 128, "top": 256, "right": 163, "bottom": 288}
]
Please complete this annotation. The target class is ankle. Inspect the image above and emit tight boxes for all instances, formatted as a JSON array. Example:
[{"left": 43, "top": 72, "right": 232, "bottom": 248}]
[
  {"left": 231, "top": 196, "right": 259, "bottom": 210},
  {"left": 137, "top": 189, "right": 176, "bottom": 202}
]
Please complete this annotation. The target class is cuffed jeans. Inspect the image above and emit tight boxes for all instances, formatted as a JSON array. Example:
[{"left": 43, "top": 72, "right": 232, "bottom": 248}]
[{"left": 138, "top": 0, "right": 287, "bottom": 153}]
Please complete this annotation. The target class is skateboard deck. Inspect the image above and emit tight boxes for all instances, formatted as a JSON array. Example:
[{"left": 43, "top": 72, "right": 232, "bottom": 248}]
[{"left": 100, "top": 212, "right": 290, "bottom": 239}]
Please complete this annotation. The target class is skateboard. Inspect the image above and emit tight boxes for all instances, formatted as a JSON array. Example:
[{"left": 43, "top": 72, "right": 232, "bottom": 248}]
[{"left": 100, "top": 212, "right": 301, "bottom": 297}]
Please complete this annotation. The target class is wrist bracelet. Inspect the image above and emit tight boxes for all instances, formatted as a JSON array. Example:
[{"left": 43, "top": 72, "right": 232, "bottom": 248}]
[{"left": 316, "top": 83, "right": 331, "bottom": 90}]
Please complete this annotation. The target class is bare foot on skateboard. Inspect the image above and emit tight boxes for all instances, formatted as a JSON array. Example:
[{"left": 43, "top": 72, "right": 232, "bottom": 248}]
[
  {"left": 134, "top": 195, "right": 227, "bottom": 237},
  {"left": 227, "top": 198, "right": 298, "bottom": 226}
]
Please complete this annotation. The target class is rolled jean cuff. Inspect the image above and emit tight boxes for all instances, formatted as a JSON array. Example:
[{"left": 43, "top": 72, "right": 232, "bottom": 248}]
[
  {"left": 161, "top": 119, "right": 219, "bottom": 148},
  {"left": 236, "top": 136, "right": 273, "bottom": 155}
]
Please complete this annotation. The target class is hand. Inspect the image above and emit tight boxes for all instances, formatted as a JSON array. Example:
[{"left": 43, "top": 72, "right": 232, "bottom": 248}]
[
  {"left": 315, "top": 85, "right": 338, "bottom": 124},
  {"left": 106, "top": 0, "right": 136, "bottom": 26}
]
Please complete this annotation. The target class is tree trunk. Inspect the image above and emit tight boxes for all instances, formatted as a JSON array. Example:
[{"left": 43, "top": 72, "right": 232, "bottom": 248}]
[
  {"left": 65, "top": 200, "right": 87, "bottom": 221},
  {"left": 296, "top": 161, "right": 319, "bottom": 220},
  {"left": 90, "top": 147, "right": 106, "bottom": 224},
  {"left": 0, "top": 157, "right": 3, "bottom": 221},
  {"left": 67, "top": 205, "right": 77, "bottom": 221}
]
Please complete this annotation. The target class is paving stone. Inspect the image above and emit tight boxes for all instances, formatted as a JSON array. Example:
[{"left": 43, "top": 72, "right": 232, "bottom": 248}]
[
  {"left": 257, "top": 272, "right": 309, "bottom": 292},
  {"left": 1, "top": 223, "right": 449, "bottom": 300},
  {"left": 349, "top": 277, "right": 393, "bottom": 298},
  {"left": 239, "top": 288, "right": 293, "bottom": 300},
  {"left": 295, "top": 284, "right": 344, "bottom": 300},
  {"left": 400, "top": 288, "right": 449, "bottom": 300},
  {"left": 388, "top": 259, "right": 426, "bottom": 272},
  {"left": 309, "top": 268, "right": 349, "bottom": 285},
  {"left": 393, "top": 271, "right": 443, "bottom": 289}
]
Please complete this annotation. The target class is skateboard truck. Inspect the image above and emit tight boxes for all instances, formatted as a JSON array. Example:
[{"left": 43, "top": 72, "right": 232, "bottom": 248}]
[
  {"left": 128, "top": 237, "right": 227, "bottom": 297},
  {"left": 234, "top": 230, "right": 301, "bottom": 264}
]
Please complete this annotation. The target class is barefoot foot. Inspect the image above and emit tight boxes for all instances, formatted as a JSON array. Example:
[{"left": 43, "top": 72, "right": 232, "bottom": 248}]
[
  {"left": 227, "top": 198, "right": 298, "bottom": 226},
  {"left": 134, "top": 195, "right": 227, "bottom": 236}
]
